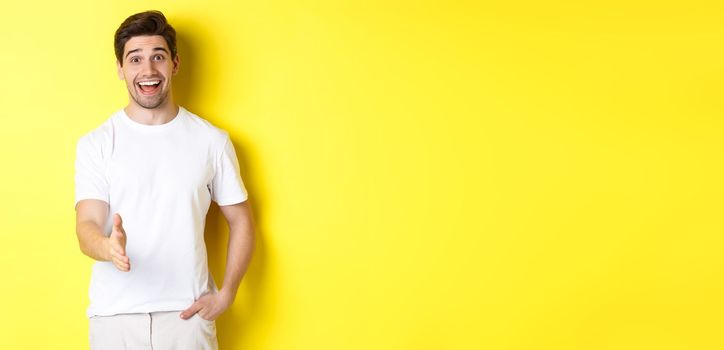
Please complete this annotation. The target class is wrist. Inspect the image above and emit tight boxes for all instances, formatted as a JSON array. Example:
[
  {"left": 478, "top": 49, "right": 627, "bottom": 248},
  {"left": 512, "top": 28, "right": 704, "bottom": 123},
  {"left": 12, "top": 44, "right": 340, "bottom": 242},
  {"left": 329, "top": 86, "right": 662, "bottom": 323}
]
[
  {"left": 219, "top": 287, "right": 236, "bottom": 304},
  {"left": 101, "top": 236, "right": 112, "bottom": 262}
]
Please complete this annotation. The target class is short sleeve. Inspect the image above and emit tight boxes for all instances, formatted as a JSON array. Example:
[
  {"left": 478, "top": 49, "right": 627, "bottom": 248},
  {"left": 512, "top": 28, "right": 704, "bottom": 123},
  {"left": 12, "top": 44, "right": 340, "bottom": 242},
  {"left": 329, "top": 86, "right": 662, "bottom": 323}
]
[
  {"left": 210, "top": 134, "right": 249, "bottom": 206},
  {"left": 74, "top": 135, "right": 109, "bottom": 208}
]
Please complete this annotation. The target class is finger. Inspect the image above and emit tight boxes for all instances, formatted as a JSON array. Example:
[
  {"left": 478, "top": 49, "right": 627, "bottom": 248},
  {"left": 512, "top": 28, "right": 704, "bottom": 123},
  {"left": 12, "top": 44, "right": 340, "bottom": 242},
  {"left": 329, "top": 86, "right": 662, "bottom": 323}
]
[
  {"left": 111, "top": 226, "right": 125, "bottom": 240},
  {"left": 113, "top": 230, "right": 126, "bottom": 241},
  {"left": 112, "top": 257, "right": 130, "bottom": 271},
  {"left": 110, "top": 249, "right": 129, "bottom": 263},
  {"left": 113, "top": 228, "right": 126, "bottom": 238},
  {"left": 115, "top": 264, "right": 130, "bottom": 272},
  {"left": 180, "top": 301, "right": 203, "bottom": 320},
  {"left": 110, "top": 243, "right": 126, "bottom": 257},
  {"left": 113, "top": 213, "right": 124, "bottom": 231},
  {"left": 110, "top": 251, "right": 130, "bottom": 266},
  {"left": 113, "top": 233, "right": 126, "bottom": 246},
  {"left": 113, "top": 254, "right": 130, "bottom": 270}
]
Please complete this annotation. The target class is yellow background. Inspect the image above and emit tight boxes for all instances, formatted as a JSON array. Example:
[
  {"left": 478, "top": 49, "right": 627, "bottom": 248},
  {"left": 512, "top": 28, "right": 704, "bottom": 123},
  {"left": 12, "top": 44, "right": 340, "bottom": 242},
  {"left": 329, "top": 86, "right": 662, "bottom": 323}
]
[{"left": 0, "top": 1, "right": 722, "bottom": 349}]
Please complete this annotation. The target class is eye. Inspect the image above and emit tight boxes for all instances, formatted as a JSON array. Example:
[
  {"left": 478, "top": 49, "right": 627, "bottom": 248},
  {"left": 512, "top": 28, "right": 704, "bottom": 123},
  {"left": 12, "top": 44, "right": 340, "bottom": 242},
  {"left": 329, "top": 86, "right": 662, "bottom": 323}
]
[
  {"left": 130, "top": 57, "right": 140, "bottom": 63},
  {"left": 153, "top": 54, "right": 165, "bottom": 61}
]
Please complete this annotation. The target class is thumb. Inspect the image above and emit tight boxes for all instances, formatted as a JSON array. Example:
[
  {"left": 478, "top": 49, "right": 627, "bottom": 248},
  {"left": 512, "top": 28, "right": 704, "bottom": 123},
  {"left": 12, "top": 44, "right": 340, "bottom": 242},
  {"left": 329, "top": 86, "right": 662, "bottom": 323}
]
[
  {"left": 180, "top": 301, "right": 203, "bottom": 320},
  {"left": 113, "top": 213, "right": 125, "bottom": 233}
]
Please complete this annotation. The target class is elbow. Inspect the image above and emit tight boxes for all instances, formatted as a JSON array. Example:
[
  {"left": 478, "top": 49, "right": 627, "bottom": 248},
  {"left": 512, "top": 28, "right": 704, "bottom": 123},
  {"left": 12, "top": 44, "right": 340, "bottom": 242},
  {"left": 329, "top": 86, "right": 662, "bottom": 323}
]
[{"left": 76, "top": 231, "right": 91, "bottom": 257}]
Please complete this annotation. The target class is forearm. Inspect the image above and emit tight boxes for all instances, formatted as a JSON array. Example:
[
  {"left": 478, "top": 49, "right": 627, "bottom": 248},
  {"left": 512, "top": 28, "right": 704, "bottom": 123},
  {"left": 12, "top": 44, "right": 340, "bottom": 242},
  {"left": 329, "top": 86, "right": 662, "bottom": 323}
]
[
  {"left": 219, "top": 222, "right": 255, "bottom": 301},
  {"left": 76, "top": 221, "right": 111, "bottom": 262}
]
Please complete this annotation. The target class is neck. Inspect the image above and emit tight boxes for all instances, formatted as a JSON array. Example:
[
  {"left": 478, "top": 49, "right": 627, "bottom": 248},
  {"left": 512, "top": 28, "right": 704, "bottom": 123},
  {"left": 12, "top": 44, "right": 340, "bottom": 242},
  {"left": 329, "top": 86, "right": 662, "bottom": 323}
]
[{"left": 124, "top": 96, "right": 180, "bottom": 125}]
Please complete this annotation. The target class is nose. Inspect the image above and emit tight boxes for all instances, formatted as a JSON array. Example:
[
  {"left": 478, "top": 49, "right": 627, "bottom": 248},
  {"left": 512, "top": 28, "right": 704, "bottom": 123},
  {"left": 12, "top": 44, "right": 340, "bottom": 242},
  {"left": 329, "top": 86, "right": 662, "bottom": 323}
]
[{"left": 140, "top": 58, "right": 157, "bottom": 76}]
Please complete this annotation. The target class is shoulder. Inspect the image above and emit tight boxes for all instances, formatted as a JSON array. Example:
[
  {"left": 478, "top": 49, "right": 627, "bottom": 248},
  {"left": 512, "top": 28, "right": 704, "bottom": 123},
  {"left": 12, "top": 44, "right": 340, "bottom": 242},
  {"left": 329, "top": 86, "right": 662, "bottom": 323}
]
[
  {"left": 76, "top": 112, "right": 116, "bottom": 157},
  {"left": 181, "top": 107, "right": 231, "bottom": 148}
]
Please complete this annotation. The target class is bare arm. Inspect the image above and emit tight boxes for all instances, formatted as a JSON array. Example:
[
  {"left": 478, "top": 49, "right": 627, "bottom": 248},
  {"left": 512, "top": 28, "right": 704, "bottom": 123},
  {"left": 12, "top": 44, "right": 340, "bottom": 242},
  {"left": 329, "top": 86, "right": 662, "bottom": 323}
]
[
  {"left": 75, "top": 199, "right": 130, "bottom": 271},
  {"left": 218, "top": 200, "right": 256, "bottom": 302},
  {"left": 75, "top": 199, "right": 111, "bottom": 261},
  {"left": 180, "top": 200, "right": 256, "bottom": 321}
]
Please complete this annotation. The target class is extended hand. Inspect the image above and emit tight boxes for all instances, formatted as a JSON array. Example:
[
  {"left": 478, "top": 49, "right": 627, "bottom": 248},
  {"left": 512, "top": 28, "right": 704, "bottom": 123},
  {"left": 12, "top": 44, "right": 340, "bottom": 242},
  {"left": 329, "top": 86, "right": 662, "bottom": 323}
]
[
  {"left": 179, "top": 290, "right": 233, "bottom": 321},
  {"left": 108, "top": 213, "right": 130, "bottom": 272}
]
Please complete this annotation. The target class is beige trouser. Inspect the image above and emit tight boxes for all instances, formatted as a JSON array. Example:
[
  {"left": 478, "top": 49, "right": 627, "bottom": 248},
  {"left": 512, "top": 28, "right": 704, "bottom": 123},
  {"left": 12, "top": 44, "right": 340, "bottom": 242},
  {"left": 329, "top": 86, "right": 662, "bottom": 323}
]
[{"left": 89, "top": 310, "right": 218, "bottom": 350}]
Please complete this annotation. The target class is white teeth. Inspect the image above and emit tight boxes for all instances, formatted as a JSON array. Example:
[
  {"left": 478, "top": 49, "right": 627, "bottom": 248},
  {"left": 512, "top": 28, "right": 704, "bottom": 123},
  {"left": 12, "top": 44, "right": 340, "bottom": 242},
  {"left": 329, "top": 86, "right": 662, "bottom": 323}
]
[{"left": 138, "top": 81, "right": 160, "bottom": 86}]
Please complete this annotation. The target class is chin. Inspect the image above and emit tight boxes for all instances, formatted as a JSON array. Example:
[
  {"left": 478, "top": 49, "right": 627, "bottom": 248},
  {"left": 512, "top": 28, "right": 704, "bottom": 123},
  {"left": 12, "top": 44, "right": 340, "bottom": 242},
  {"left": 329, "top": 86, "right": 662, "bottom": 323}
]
[{"left": 133, "top": 93, "right": 168, "bottom": 109}]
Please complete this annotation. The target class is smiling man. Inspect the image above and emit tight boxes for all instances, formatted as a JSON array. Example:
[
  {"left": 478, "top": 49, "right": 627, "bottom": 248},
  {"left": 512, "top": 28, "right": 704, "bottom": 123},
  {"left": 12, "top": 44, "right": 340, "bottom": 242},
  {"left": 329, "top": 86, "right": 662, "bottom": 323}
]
[{"left": 74, "top": 10, "right": 255, "bottom": 350}]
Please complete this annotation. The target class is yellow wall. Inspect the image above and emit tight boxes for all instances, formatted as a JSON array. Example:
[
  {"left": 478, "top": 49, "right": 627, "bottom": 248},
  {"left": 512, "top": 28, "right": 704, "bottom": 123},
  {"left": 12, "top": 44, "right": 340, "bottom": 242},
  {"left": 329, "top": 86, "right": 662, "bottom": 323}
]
[{"left": 0, "top": 1, "right": 722, "bottom": 349}]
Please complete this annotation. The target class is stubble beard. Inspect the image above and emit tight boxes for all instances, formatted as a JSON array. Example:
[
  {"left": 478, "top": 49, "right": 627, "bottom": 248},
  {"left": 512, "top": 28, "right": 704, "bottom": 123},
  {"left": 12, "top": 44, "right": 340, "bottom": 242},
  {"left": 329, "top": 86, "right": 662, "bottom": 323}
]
[{"left": 128, "top": 83, "right": 169, "bottom": 110}]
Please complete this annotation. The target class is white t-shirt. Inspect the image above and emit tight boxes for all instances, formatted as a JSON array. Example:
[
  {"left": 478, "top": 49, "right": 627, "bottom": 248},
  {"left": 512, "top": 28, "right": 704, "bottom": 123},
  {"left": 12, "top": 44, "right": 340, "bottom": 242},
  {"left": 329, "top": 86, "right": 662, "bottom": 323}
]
[{"left": 74, "top": 106, "right": 248, "bottom": 318}]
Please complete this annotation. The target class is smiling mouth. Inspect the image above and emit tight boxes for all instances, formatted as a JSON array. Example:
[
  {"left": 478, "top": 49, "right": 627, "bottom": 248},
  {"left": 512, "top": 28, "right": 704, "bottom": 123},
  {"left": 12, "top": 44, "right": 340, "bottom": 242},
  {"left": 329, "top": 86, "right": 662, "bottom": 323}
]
[{"left": 137, "top": 80, "right": 161, "bottom": 95}]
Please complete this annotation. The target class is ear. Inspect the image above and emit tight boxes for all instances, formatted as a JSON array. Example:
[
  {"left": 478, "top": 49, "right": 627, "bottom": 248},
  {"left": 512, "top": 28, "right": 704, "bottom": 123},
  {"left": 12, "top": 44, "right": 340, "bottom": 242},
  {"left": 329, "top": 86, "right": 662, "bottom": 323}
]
[
  {"left": 116, "top": 60, "right": 124, "bottom": 80},
  {"left": 172, "top": 54, "right": 180, "bottom": 75}
]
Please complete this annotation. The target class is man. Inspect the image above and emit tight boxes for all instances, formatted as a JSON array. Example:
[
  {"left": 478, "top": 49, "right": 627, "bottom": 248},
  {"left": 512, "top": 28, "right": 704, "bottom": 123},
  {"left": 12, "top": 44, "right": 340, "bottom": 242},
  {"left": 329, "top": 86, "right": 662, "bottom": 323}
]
[{"left": 74, "top": 10, "right": 255, "bottom": 350}]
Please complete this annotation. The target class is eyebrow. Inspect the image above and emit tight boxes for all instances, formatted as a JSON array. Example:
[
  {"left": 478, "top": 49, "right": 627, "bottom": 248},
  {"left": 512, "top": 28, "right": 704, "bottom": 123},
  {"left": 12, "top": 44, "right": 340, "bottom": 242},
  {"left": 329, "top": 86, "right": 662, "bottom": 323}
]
[{"left": 125, "top": 47, "right": 170, "bottom": 59}]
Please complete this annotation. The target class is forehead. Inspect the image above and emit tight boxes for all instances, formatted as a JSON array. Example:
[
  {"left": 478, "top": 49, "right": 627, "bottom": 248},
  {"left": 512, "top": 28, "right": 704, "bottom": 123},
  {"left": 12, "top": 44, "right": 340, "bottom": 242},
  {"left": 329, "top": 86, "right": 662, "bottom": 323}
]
[{"left": 123, "top": 35, "right": 169, "bottom": 55}]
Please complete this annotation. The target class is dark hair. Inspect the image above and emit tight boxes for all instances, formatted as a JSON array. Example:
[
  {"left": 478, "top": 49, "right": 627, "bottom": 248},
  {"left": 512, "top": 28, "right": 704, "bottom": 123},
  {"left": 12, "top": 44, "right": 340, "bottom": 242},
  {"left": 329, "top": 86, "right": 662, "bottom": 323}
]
[{"left": 114, "top": 10, "right": 177, "bottom": 66}]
